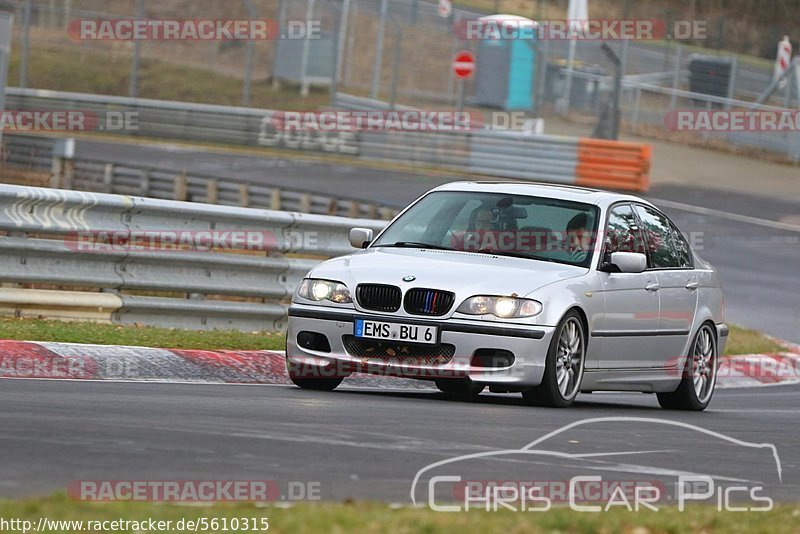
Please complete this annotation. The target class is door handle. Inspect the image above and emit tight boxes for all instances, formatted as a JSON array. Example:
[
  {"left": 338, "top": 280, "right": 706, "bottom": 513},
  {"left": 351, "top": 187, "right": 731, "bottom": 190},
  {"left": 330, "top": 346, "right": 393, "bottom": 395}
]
[
  {"left": 645, "top": 282, "right": 660, "bottom": 292},
  {"left": 686, "top": 281, "right": 699, "bottom": 290}
]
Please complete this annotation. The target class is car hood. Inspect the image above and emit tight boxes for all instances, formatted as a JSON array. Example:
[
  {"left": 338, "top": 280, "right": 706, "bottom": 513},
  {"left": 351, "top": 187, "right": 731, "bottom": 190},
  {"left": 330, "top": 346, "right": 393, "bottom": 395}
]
[{"left": 308, "top": 247, "right": 587, "bottom": 297}]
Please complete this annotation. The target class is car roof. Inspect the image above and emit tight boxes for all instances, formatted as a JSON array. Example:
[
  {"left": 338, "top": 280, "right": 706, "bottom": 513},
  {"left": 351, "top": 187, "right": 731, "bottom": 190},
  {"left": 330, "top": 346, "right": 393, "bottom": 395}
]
[{"left": 431, "top": 181, "right": 652, "bottom": 209}]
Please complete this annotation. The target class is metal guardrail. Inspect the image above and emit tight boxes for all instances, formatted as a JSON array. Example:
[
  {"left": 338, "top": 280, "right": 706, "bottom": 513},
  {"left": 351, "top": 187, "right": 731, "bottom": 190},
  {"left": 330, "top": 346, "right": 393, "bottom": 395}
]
[
  {"left": 335, "top": 94, "right": 650, "bottom": 190},
  {"left": 0, "top": 184, "right": 386, "bottom": 331},
  {"left": 1, "top": 134, "right": 399, "bottom": 219},
  {"left": 4, "top": 88, "right": 652, "bottom": 191}
]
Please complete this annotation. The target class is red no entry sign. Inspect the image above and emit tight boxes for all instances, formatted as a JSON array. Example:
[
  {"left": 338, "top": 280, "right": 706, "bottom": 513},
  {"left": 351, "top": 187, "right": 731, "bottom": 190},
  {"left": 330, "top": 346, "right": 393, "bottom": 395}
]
[{"left": 453, "top": 51, "right": 476, "bottom": 80}]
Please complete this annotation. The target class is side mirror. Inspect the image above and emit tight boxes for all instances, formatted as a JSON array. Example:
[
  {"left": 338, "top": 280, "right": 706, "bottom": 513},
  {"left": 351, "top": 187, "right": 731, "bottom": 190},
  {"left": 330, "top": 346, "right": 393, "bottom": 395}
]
[
  {"left": 603, "top": 252, "right": 647, "bottom": 273},
  {"left": 349, "top": 228, "right": 374, "bottom": 249}
]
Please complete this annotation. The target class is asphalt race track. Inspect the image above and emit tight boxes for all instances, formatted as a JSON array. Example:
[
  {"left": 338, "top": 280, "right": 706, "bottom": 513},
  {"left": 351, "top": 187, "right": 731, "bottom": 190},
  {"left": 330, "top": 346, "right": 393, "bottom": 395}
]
[
  {"left": 1, "top": 379, "right": 798, "bottom": 503},
  {"left": 76, "top": 138, "right": 800, "bottom": 343}
]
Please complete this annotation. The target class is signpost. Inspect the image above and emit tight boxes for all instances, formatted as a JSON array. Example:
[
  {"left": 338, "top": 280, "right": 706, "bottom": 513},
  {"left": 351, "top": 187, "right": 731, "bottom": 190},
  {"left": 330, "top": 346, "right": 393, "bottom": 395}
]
[
  {"left": 453, "top": 50, "right": 475, "bottom": 111},
  {"left": 774, "top": 36, "right": 793, "bottom": 106}
]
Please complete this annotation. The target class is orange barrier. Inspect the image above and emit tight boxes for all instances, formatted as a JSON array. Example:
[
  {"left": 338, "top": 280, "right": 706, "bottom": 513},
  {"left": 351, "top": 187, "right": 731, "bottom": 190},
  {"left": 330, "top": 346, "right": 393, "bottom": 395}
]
[{"left": 575, "top": 139, "right": 651, "bottom": 192}]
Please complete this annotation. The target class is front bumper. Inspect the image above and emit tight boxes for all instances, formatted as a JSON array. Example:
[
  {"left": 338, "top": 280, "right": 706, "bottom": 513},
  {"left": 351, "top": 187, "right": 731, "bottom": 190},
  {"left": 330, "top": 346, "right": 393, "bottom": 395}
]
[{"left": 286, "top": 305, "right": 555, "bottom": 387}]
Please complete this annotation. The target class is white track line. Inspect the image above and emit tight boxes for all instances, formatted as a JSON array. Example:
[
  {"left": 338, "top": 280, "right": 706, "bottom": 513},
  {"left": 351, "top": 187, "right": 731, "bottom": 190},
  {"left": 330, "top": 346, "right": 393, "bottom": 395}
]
[{"left": 649, "top": 197, "right": 800, "bottom": 233}]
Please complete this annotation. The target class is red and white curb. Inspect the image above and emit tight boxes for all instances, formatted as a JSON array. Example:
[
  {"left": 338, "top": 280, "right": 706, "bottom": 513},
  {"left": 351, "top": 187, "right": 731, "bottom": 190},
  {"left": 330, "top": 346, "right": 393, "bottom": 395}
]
[
  {"left": 0, "top": 340, "right": 434, "bottom": 390},
  {"left": 718, "top": 336, "right": 800, "bottom": 388},
  {"left": 720, "top": 353, "right": 800, "bottom": 388},
  {"left": 0, "top": 339, "right": 798, "bottom": 389}
]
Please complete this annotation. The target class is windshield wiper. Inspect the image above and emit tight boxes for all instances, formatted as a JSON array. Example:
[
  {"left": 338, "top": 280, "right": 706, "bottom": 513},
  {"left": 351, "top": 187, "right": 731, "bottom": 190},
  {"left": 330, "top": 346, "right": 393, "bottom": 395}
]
[
  {"left": 473, "top": 249, "right": 587, "bottom": 266},
  {"left": 374, "top": 241, "right": 456, "bottom": 251},
  {"left": 472, "top": 248, "right": 536, "bottom": 260}
]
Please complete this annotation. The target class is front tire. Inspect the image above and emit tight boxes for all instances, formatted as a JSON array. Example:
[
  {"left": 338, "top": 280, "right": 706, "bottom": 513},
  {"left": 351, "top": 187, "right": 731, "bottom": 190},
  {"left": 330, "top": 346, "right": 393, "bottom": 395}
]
[
  {"left": 657, "top": 323, "right": 718, "bottom": 411},
  {"left": 435, "top": 378, "right": 484, "bottom": 401},
  {"left": 523, "top": 311, "right": 586, "bottom": 408},
  {"left": 287, "top": 358, "right": 344, "bottom": 391}
]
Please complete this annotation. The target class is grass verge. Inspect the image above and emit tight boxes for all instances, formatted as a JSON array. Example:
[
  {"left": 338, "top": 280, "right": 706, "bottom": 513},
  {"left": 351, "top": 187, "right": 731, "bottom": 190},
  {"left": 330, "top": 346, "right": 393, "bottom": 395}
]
[
  {"left": 0, "top": 494, "right": 797, "bottom": 534},
  {"left": 0, "top": 318, "right": 787, "bottom": 356},
  {"left": 0, "top": 317, "right": 285, "bottom": 351},
  {"left": 8, "top": 44, "right": 328, "bottom": 111},
  {"left": 724, "top": 325, "right": 785, "bottom": 356}
]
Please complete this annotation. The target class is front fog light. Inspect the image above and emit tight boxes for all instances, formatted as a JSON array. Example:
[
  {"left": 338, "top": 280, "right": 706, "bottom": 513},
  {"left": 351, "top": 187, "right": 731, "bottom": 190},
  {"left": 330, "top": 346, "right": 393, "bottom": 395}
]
[{"left": 468, "top": 296, "right": 493, "bottom": 314}]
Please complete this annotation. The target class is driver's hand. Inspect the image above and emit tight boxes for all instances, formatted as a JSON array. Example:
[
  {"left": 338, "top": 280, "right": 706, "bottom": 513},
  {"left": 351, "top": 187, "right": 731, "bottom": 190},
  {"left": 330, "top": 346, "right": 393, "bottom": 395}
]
[{"left": 569, "top": 248, "right": 587, "bottom": 262}]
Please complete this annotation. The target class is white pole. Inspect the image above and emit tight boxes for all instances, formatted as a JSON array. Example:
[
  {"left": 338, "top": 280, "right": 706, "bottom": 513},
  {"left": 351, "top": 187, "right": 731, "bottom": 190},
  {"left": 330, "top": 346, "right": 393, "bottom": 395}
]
[
  {"left": 561, "top": 0, "right": 587, "bottom": 115},
  {"left": 370, "top": 0, "right": 389, "bottom": 99},
  {"left": 336, "top": 0, "right": 351, "bottom": 82},
  {"left": 299, "top": 0, "right": 317, "bottom": 97}
]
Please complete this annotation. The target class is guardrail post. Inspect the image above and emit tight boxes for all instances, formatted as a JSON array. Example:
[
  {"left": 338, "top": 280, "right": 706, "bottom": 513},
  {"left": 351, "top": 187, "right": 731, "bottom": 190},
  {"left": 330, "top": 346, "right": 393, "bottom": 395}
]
[
  {"left": 300, "top": 193, "right": 311, "bottom": 213},
  {"left": 139, "top": 169, "right": 150, "bottom": 197},
  {"left": 270, "top": 189, "right": 282, "bottom": 210},
  {"left": 379, "top": 207, "right": 394, "bottom": 220},
  {"left": 367, "top": 204, "right": 378, "bottom": 219},
  {"left": 348, "top": 201, "right": 360, "bottom": 218},
  {"left": 327, "top": 198, "right": 338, "bottom": 215},
  {"left": 239, "top": 184, "right": 250, "bottom": 207},
  {"left": 103, "top": 163, "right": 114, "bottom": 193},
  {"left": 174, "top": 173, "right": 188, "bottom": 201},
  {"left": 48, "top": 166, "right": 60, "bottom": 189},
  {"left": 51, "top": 138, "right": 75, "bottom": 189},
  {"left": 206, "top": 180, "right": 219, "bottom": 204}
]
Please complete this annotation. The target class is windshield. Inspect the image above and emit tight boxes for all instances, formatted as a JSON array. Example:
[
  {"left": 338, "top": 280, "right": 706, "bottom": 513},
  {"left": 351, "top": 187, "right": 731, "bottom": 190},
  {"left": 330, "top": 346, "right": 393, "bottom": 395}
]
[{"left": 372, "top": 191, "right": 600, "bottom": 267}]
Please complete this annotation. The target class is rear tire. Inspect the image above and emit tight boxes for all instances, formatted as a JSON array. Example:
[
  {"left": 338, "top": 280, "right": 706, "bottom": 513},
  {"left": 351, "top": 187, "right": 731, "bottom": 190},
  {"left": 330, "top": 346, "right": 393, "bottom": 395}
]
[
  {"left": 287, "top": 358, "right": 344, "bottom": 391},
  {"left": 523, "top": 311, "right": 586, "bottom": 408},
  {"left": 657, "top": 323, "right": 717, "bottom": 411}
]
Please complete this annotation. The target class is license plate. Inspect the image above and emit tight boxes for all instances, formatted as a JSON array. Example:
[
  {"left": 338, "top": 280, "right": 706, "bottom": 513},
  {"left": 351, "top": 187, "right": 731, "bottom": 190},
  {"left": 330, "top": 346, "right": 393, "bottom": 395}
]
[{"left": 354, "top": 319, "right": 438, "bottom": 345}]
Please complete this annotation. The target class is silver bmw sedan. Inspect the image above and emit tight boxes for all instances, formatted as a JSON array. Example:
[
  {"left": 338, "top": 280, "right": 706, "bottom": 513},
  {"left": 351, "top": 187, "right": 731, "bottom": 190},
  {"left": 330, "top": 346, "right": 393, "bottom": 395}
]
[{"left": 286, "top": 182, "right": 727, "bottom": 410}]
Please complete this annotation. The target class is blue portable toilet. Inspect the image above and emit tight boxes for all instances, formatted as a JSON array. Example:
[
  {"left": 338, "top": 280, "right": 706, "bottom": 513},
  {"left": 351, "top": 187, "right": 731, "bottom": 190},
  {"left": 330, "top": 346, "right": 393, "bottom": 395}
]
[{"left": 474, "top": 15, "right": 537, "bottom": 111}]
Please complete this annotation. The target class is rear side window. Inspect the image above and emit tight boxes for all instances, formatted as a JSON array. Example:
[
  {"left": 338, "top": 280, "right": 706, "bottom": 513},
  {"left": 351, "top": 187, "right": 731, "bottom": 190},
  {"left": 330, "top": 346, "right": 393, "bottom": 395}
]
[
  {"left": 670, "top": 222, "right": 694, "bottom": 268},
  {"left": 633, "top": 205, "right": 682, "bottom": 269}
]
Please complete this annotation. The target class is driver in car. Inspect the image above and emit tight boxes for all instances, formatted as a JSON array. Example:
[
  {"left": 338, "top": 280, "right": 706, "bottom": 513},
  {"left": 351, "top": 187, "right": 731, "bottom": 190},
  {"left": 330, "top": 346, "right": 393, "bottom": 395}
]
[{"left": 566, "top": 212, "right": 592, "bottom": 263}]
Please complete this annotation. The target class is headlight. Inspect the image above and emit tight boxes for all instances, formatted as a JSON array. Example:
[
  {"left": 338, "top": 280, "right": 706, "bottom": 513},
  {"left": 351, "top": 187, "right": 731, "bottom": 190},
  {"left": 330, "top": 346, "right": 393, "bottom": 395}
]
[
  {"left": 296, "top": 279, "right": 352, "bottom": 304},
  {"left": 456, "top": 296, "right": 542, "bottom": 318}
]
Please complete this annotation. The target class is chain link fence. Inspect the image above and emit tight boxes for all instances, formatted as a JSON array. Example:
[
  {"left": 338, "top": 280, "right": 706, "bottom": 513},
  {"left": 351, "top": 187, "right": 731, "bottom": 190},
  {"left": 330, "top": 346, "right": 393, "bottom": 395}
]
[
  {"left": 0, "top": 0, "right": 785, "bottom": 106},
  {"left": 0, "top": 0, "right": 796, "bottom": 160}
]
